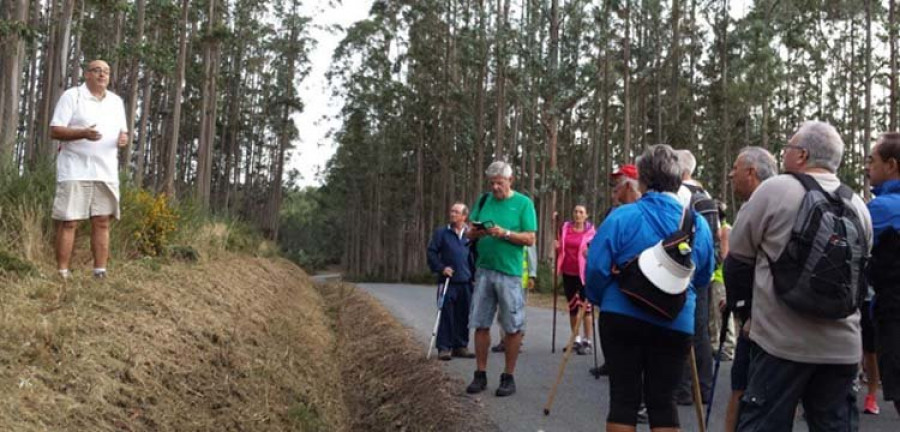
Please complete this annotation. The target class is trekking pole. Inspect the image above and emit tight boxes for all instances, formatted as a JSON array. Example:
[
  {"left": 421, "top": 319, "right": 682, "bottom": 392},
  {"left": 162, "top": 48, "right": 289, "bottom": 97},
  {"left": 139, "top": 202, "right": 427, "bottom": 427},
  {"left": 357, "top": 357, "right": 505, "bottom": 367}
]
[
  {"left": 425, "top": 278, "right": 451, "bottom": 360},
  {"left": 544, "top": 304, "right": 586, "bottom": 415},
  {"left": 689, "top": 346, "right": 707, "bottom": 432},
  {"left": 590, "top": 307, "right": 600, "bottom": 378},
  {"left": 706, "top": 307, "right": 732, "bottom": 427},
  {"left": 551, "top": 213, "right": 559, "bottom": 353}
]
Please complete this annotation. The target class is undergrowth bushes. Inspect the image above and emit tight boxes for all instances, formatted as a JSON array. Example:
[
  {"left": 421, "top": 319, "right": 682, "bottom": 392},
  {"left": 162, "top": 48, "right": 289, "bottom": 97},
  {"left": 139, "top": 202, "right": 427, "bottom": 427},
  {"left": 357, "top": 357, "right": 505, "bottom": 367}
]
[{"left": 0, "top": 167, "right": 269, "bottom": 272}]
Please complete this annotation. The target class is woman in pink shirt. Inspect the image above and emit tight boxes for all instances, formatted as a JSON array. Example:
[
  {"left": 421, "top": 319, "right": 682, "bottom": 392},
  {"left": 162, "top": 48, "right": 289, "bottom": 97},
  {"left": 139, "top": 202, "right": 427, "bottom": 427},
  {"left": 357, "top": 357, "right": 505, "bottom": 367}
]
[{"left": 556, "top": 204, "right": 597, "bottom": 355}]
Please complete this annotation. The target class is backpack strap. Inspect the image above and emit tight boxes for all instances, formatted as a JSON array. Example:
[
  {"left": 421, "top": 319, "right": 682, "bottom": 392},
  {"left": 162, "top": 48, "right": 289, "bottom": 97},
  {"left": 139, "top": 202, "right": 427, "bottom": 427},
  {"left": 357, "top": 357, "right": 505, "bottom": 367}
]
[{"left": 475, "top": 193, "right": 490, "bottom": 216}]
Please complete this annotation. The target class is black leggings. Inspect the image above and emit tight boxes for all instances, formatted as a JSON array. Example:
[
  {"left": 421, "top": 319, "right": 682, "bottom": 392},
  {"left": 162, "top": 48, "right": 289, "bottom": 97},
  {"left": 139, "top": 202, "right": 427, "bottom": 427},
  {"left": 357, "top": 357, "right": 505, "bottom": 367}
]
[
  {"left": 599, "top": 312, "right": 691, "bottom": 428},
  {"left": 562, "top": 274, "right": 592, "bottom": 315}
]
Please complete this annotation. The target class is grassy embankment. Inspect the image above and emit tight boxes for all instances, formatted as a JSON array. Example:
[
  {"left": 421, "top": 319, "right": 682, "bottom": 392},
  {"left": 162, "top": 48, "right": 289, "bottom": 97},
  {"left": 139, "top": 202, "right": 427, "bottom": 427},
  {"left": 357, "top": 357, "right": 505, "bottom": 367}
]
[{"left": 0, "top": 170, "right": 493, "bottom": 431}]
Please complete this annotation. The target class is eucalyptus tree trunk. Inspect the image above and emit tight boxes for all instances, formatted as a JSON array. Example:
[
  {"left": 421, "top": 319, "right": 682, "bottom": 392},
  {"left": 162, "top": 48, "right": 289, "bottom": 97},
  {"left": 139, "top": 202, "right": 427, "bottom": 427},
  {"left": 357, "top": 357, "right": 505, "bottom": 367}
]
[
  {"left": 122, "top": 0, "right": 146, "bottom": 177},
  {"left": 864, "top": 0, "right": 873, "bottom": 198},
  {"left": 891, "top": 0, "right": 898, "bottom": 131},
  {"left": 0, "top": 0, "right": 29, "bottom": 170},
  {"left": 163, "top": 0, "right": 190, "bottom": 196},
  {"left": 196, "top": 0, "right": 220, "bottom": 207}
]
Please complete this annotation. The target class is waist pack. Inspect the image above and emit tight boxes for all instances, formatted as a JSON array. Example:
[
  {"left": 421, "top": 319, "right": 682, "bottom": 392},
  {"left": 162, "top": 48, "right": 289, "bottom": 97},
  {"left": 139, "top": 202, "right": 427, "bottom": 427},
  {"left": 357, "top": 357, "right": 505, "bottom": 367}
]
[
  {"left": 615, "top": 209, "right": 696, "bottom": 320},
  {"left": 769, "top": 173, "right": 868, "bottom": 319}
]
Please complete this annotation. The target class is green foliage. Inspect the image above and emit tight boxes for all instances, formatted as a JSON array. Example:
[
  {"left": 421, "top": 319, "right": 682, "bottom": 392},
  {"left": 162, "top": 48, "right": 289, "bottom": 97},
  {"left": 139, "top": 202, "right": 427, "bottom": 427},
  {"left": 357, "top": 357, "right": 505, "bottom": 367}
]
[
  {"left": 278, "top": 186, "right": 342, "bottom": 271},
  {"left": 0, "top": 249, "right": 36, "bottom": 276}
]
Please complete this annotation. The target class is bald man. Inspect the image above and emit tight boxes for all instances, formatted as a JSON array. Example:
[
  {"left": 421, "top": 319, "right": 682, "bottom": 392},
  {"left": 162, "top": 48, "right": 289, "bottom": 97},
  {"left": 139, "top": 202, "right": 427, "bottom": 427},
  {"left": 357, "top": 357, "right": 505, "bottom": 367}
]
[{"left": 50, "top": 59, "right": 128, "bottom": 280}]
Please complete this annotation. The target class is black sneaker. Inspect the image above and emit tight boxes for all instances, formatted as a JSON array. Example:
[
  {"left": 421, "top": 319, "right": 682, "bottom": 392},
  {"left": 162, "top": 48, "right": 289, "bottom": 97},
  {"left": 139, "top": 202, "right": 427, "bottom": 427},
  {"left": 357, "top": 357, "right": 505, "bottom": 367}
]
[
  {"left": 564, "top": 341, "right": 582, "bottom": 353},
  {"left": 637, "top": 404, "right": 649, "bottom": 424},
  {"left": 576, "top": 342, "right": 592, "bottom": 355},
  {"left": 589, "top": 363, "right": 609, "bottom": 378},
  {"left": 491, "top": 342, "right": 505, "bottom": 353},
  {"left": 496, "top": 373, "right": 516, "bottom": 397},
  {"left": 466, "top": 371, "right": 487, "bottom": 394}
]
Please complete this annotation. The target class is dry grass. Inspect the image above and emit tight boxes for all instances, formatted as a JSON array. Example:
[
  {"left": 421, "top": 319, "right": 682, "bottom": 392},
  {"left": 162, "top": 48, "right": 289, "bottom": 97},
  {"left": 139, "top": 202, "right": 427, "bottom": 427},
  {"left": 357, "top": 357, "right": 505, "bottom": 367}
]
[
  {"left": 320, "top": 282, "right": 499, "bottom": 432},
  {"left": 0, "top": 255, "right": 348, "bottom": 431}
]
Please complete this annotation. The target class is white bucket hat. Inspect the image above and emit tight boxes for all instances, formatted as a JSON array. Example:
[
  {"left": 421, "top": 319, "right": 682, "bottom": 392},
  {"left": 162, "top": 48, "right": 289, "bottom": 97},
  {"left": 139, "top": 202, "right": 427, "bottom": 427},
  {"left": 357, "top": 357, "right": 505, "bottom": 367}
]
[{"left": 637, "top": 240, "right": 695, "bottom": 295}]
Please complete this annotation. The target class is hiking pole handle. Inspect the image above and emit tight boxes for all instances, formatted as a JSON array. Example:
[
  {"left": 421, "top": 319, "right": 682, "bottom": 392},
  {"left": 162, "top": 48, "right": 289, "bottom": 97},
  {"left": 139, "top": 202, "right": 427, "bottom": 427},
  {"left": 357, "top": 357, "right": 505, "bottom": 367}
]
[{"left": 544, "top": 305, "right": 586, "bottom": 415}]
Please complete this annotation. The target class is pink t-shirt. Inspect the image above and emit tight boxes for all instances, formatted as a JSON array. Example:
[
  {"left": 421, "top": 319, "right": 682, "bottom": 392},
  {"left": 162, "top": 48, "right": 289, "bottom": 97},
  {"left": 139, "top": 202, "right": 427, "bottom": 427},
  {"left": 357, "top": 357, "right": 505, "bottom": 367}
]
[{"left": 561, "top": 226, "right": 587, "bottom": 275}]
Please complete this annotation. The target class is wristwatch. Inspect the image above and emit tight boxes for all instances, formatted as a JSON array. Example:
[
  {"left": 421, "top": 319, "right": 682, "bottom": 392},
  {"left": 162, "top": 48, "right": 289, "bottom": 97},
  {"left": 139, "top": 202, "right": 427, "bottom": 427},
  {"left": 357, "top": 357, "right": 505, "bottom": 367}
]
[{"left": 504, "top": 230, "right": 511, "bottom": 240}]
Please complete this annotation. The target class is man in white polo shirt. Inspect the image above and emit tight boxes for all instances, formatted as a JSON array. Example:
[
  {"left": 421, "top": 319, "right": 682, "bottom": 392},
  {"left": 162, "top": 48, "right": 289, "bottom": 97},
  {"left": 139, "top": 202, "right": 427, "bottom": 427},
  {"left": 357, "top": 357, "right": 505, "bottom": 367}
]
[{"left": 50, "top": 59, "right": 128, "bottom": 279}]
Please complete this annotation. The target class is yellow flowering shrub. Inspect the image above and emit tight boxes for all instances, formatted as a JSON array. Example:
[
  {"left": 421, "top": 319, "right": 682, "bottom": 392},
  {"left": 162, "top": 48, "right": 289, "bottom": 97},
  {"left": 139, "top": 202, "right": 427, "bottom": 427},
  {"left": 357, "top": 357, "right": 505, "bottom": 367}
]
[{"left": 122, "top": 189, "right": 179, "bottom": 257}]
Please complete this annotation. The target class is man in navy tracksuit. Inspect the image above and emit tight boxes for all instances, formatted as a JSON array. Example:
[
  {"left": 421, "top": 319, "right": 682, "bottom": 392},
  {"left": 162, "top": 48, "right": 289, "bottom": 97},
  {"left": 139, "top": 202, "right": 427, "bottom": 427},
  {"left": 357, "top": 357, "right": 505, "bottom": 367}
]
[
  {"left": 427, "top": 202, "right": 477, "bottom": 361},
  {"left": 866, "top": 132, "right": 900, "bottom": 416}
]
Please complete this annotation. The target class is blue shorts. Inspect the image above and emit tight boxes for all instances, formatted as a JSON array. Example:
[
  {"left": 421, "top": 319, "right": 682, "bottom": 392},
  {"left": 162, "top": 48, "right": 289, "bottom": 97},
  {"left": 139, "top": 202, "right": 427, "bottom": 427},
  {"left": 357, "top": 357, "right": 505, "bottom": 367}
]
[{"left": 470, "top": 268, "right": 526, "bottom": 334}]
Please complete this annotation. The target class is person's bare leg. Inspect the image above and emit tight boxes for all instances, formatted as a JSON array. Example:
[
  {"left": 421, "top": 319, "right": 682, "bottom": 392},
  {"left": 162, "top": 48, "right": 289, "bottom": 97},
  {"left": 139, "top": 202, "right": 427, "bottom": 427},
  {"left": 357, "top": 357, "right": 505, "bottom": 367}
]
[
  {"left": 90, "top": 215, "right": 110, "bottom": 269},
  {"left": 864, "top": 352, "right": 880, "bottom": 398},
  {"left": 725, "top": 390, "right": 744, "bottom": 432},
  {"left": 503, "top": 331, "right": 523, "bottom": 374},
  {"left": 56, "top": 220, "right": 78, "bottom": 271},
  {"left": 606, "top": 423, "right": 636, "bottom": 432},
  {"left": 475, "top": 328, "right": 491, "bottom": 371},
  {"left": 650, "top": 427, "right": 679, "bottom": 432},
  {"left": 570, "top": 313, "right": 578, "bottom": 337}
]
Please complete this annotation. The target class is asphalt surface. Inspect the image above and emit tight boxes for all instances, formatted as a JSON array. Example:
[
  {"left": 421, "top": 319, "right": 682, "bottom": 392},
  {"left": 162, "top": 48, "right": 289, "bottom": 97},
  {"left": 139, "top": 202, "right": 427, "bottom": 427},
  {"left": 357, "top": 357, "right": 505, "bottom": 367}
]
[{"left": 358, "top": 282, "right": 900, "bottom": 432}]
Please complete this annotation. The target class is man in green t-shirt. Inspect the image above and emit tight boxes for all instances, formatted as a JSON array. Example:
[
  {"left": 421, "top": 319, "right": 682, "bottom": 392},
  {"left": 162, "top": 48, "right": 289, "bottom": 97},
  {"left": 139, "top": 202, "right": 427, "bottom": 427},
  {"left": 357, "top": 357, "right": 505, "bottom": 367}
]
[{"left": 465, "top": 161, "right": 537, "bottom": 397}]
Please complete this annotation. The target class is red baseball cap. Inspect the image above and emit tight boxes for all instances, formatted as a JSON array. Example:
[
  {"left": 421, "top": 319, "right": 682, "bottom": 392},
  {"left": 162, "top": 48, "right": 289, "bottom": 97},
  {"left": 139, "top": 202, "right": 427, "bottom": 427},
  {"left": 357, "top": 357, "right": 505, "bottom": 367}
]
[{"left": 611, "top": 164, "right": 638, "bottom": 180}]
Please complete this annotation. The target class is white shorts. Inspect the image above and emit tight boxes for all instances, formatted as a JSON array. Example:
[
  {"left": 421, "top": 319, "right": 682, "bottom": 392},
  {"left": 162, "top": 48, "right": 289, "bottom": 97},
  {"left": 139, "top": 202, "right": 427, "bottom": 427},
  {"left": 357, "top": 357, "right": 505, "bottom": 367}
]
[{"left": 52, "top": 181, "right": 120, "bottom": 221}]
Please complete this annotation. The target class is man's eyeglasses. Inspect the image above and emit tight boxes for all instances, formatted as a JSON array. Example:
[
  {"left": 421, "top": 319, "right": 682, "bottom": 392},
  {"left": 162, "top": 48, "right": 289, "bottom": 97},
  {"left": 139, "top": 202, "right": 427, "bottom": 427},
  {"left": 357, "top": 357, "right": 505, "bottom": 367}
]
[{"left": 88, "top": 67, "right": 110, "bottom": 75}]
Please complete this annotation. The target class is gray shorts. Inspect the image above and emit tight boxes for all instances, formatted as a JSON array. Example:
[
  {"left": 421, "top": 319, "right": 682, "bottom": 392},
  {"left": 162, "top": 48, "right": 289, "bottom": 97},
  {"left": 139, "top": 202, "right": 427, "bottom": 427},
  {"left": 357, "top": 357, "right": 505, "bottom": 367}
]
[
  {"left": 52, "top": 181, "right": 120, "bottom": 221},
  {"left": 470, "top": 268, "right": 526, "bottom": 334}
]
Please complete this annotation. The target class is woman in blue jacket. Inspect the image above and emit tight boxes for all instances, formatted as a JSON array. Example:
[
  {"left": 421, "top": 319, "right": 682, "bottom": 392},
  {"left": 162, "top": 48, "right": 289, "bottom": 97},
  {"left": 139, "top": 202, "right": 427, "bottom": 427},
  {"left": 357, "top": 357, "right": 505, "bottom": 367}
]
[{"left": 585, "top": 144, "right": 715, "bottom": 432}]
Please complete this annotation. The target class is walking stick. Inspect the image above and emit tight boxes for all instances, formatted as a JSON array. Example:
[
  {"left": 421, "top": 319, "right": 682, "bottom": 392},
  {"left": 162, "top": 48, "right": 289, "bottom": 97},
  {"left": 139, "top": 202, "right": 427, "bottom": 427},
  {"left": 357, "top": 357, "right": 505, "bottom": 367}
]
[
  {"left": 551, "top": 213, "right": 559, "bottom": 353},
  {"left": 544, "top": 304, "right": 586, "bottom": 415},
  {"left": 689, "top": 346, "right": 707, "bottom": 432},
  {"left": 706, "top": 307, "right": 732, "bottom": 427},
  {"left": 426, "top": 278, "right": 451, "bottom": 360},
  {"left": 590, "top": 306, "right": 600, "bottom": 377}
]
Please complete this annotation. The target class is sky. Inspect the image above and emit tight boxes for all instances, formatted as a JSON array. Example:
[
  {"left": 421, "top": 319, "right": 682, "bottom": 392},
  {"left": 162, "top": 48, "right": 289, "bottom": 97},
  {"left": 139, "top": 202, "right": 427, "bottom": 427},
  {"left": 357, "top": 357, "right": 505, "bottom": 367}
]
[
  {"left": 291, "top": 0, "right": 374, "bottom": 188},
  {"left": 289, "top": 0, "right": 752, "bottom": 189}
]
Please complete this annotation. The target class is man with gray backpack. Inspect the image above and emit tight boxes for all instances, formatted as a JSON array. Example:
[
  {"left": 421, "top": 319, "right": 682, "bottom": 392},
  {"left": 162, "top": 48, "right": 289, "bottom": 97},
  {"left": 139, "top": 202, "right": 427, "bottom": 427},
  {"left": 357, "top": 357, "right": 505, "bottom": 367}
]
[{"left": 729, "top": 121, "right": 873, "bottom": 431}]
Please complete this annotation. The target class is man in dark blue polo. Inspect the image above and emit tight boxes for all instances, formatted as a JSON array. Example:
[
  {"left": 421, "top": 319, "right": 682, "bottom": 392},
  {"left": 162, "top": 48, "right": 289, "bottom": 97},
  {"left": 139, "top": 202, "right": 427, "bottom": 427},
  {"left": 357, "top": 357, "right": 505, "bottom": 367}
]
[{"left": 427, "top": 202, "right": 477, "bottom": 361}]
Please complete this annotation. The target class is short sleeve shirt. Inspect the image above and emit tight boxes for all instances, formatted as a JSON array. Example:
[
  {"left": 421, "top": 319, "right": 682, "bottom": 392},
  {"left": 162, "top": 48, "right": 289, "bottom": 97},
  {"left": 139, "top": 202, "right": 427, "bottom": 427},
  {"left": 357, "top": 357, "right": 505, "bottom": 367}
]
[
  {"left": 470, "top": 191, "right": 538, "bottom": 276},
  {"left": 50, "top": 85, "right": 128, "bottom": 184}
]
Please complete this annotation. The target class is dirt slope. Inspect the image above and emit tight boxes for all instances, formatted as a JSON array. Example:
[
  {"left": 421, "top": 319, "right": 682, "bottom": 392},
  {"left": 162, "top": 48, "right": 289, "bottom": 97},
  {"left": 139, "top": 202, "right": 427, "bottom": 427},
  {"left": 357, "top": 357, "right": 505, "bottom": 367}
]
[
  {"left": 0, "top": 256, "right": 346, "bottom": 431},
  {"left": 320, "top": 282, "right": 499, "bottom": 432}
]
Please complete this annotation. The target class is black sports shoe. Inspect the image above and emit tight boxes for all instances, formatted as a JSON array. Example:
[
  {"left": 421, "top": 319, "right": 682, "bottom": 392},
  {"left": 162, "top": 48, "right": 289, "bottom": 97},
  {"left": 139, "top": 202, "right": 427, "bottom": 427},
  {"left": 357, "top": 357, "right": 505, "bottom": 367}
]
[
  {"left": 466, "top": 371, "right": 487, "bottom": 394},
  {"left": 496, "top": 373, "right": 516, "bottom": 397},
  {"left": 491, "top": 342, "right": 505, "bottom": 353},
  {"left": 564, "top": 341, "right": 582, "bottom": 353},
  {"left": 589, "top": 363, "right": 609, "bottom": 378},
  {"left": 637, "top": 404, "right": 649, "bottom": 424}
]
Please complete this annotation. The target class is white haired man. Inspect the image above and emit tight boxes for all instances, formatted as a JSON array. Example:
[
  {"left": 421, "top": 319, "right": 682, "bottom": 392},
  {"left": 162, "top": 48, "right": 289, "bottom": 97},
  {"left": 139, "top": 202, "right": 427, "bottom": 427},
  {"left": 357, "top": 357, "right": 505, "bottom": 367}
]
[
  {"left": 466, "top": 161, "right": 537, "bottom": 397},
  {"left": 674, "top": 148, "right": 716, "bottom": 405},
  {"left": 730, "top": 121, "right": 872, "bottom": 431}
]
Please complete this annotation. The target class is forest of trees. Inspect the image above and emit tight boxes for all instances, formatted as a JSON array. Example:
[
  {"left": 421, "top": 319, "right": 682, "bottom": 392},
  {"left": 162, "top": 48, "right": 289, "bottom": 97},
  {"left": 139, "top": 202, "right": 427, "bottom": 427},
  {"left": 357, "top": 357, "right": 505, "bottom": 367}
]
[
  {"left": 315, "top": 0, "right": 900, "bottom": 281},
  {"left": 3, "top": 0, "right": 900, "bottom": 281},
  {"left": 0, "top": 0, "right": 312, "bottom": 240}
]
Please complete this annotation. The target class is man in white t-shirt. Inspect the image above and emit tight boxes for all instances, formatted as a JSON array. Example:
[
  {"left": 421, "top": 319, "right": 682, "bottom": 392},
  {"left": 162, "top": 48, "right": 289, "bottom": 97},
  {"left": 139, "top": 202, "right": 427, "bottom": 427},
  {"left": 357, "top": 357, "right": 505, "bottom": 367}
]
[{"left": 50, "top": 59, "right": 128, "bottom": 279}]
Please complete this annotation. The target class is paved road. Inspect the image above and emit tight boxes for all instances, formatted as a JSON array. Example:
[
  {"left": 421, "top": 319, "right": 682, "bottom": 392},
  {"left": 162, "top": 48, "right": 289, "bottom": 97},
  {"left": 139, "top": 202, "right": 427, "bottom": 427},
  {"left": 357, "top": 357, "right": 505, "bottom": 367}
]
[{"left": 359, "top": 282, "right": 899, "bottom": 432}]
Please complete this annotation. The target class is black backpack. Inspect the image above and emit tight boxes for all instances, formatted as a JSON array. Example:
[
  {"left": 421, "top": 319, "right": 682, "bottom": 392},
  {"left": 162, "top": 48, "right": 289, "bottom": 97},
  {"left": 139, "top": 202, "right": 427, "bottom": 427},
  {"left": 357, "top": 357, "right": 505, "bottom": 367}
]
[
  {"left": 684, "top": 183, "right": 722, "bottom": 264},
  {"left": 769, "top": 173, "right": 868, "bottom": 319},
  {"left": 616, "top": 209, "right": 696, "bottom": 321}
]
